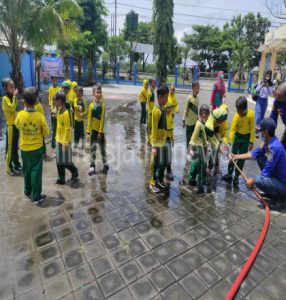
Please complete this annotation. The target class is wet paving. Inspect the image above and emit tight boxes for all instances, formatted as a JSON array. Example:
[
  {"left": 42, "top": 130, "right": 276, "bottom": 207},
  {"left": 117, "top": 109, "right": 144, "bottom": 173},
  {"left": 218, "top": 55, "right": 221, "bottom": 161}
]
[{"left": 0, "top": 86, "right": 286, "bottom": 299}]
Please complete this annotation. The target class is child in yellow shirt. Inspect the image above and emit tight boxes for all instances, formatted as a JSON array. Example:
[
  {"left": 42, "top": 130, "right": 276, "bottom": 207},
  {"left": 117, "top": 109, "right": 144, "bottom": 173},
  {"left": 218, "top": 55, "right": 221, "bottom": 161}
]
[
  {"left": 149, "top": 85, "right": 169, "bottom": 193},
  {"left": 139, "top": 79, "right": 148, "bottom": 125},
  {"left": 147, "top": 78, "right": 156, "bottom": 145},
  {"left": 222, "top": 97, "right": 255, "bottom": 186},
  {"left": 55, "top": 92, "right": 79, "bottom": 185},
  {"left": 74, "top": 86, "right": 88, "bottom": 149},
  {"left": 2, "top": 78, "right": 22, "bottom": 175},
  {"left": 48, "top": 76, "right": 60, "bottom": 157},
  {"left": 15, "top": 87, "right": 50, "bottom": 204},
  {"left": 87, "top": 84, "right": 109, "bottom": 175}
]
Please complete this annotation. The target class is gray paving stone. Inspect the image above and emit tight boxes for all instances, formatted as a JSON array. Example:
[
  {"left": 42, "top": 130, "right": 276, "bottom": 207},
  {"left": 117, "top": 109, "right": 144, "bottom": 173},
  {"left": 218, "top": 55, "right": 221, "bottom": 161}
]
[
  {"left": 51, "top": 215, "right": 68, "bottom": 228},
  {"left": 40, "top": 257, "right": 65, "bottom": 281},
  {"left": 246, "top": 284, "right": 275, "bottom": 300},
  {"left": 194, "top": 263, "right": 222, "bottom": 288},
  {"left": 35, "top": 231, "right": 54, "bottom": 248},
  {"left": 224, "top": 248, "right": 246, "bottom": 267},
  {"left": 181, "top": 231, "right": 204, "bottom": 247},
  {"left": 208, "top": 236, "right": 229, "bottom": 252},
  {"left": 64, "top": 250, "right": 85, "bottom": 271},
  {"left": 111, "top": 218, "right": 129, "bottom": 232},
  {"left": 118, "top": 227, "right": 138, "bottom": 242},
  {"left": 161, "top": 283, "right": 190, "bottom": 300},
  {"left": 59, "top": 236, "right": 80, "bottom": 255},
  {"left": 110, "top": 248, "right": 133, "bottom": 267},
  {"left": 68, "top": 263, "right": 95, "bottom": 291},
  {"left": 137, "top": 252, "right": 160, "bottom": 274},
  {"left": 170, "top": 221, "right": 189, "bottom": 235},
  {"left": 126, "top": 212, "right": 145, "bottom": 225},
  {"left": 134, "top": 221, "right": 152, "bottom": 235},
  {"left": 54, "top": 226, "right": 74, "bottom": 241},
  {"left": 118, "top": 260, "right": 144, "bottom": 285},
  {"left": 129, "top": 239, "right": 147, "bottom": 257},
  {"left": 79, "top": 231, "right": 96, "bottom": 244},
  {"left": 93, "top": 221, "right": 115, "bottom": 237},
  {"left": 209, "top": 254, "right": 235, "bottom": 277},
  {"left": 143, "top": 232, "right": 164, "bottom": 249},
  {"left": 85, "top": 241, "right": 106, "bottom": 262},
  {"left": 15, "top": 268, "right": 42, "bottom": 296},
  {"left": 180, "top": 272, "right": 208, "bottom": 299},
  {"left": 17, "top": 285, "right": 46, "bottom": 300},
  {"left": 38, "top": 244, "right": 60, "bottom": 264},
  {"left": 193, "top": 224, "right": 215, "bottom": 240},
  {"left": 150, "top": 266, "right": 175, "bottom": 292},
  {"left": 107, "top": 288, "right": 133, "bottom": 300},
  {"left": 180, "top": 249, "right": 204, "bottom": 271},
  {"left": 102, "top": 234, "right": 120, "bottom": 251},
  {"left": 129, "top": 277, "right": 157, "bottom": 299},
  {"left": 153, "top": 244, "right": 176, "bottom": 263},
  {"left": 204, "top": 280, "right": 232, "bottom": 300},
  {"left": 90, "top": 255, "right": 114, "bottom": 278},
  {"left": 45, "top": 274, "right": 72, "bottom": 300},
  {"left": 165, "top": 257, "right": 191, "bottom": 280},
  {"left": 167, "top": 238, "right": 189, "bottom": 255},
  {"left": 98, "top": 270, "right": 124, "bottom": 298},
  {"left": 105, "top": 209, "right": 122, "bottom": 222},
  {"left": 74, "top": 282, "right": 103, "bottom": 300},
  {"left": 194, "top": 241, "right": 218, "bottom": 260}
]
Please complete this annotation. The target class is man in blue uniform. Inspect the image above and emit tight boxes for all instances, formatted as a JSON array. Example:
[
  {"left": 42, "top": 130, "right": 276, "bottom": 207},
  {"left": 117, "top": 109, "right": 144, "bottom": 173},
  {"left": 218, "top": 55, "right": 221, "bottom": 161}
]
[
  {"left": 270, "top": 82, "right": 286, "bottom": 151},
  {"left": 230, "top": 118, "right": 286, "bottom": 207}
]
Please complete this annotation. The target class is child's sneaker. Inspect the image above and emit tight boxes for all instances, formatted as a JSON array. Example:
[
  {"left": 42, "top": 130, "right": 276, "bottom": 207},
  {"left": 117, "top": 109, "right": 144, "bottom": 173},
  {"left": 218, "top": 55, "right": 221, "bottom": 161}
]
[
  {"left": 188, "top": 179, "right": 197, "bottom": 187},
  {"left": 167, "top": 171, "right": 174, "bottom": 180},
  {"left": 70, "top": 177, "right": 79, "bottom": 185},
  {"left": 56, "top": 179, "right": 66, "bottom": 185},
  {"left": 195, "top": 185, "right": 204, "bottom": 194},
  {"left": 88, "top": 167, "right": 96, "bottom": 176},
  {"left": 233, "top": 176, "right": 239, "bottom": 186},
  {"left": 222, "top": 174, "right": 233, "bottom": 183},
  {"left": 149, "top": 184, "right": 160, "bottom": 193},
  {"left": 103, "top": 164, "right": 109, "bottom": 174},
  {"left": 33, "top": 194, "right": 47, "bottom": 205},
  {"left": 157, "top": 181, "right": 167, "bottom": 189}
]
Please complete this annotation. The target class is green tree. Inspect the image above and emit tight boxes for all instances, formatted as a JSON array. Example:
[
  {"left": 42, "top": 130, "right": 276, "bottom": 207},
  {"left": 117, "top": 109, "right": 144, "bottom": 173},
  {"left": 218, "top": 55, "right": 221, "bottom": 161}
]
[
  {"left": 0, "top": 0, "right": 82, "bottom": 90},
  {"left": 153, "top": 0, "right": 175, "bottom": 84},
  {"left": 183, "top": 25, "right": 227, "bottom": 72},
  {"left": 107, "top": 36, "right": 130, "bottom": 78}
]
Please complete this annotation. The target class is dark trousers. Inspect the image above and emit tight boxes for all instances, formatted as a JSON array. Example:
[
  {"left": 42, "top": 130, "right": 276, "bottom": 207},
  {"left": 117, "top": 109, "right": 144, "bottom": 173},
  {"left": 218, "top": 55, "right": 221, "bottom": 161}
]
[
  {"left": 90, "top": 130, "right": 107, "bottom": 167},
  {"left": 21, "top": 147, "right": 43, "bottom": 201},
  {"left": 51, "top": 115, "right": 57, "bottom": 149},
  {"left": 74, "top": 120, "right": 85, "bottom": 144},
  {"left": 186, "top": 124, "right": 195, "bottom": 149},
  {"left": 228, "top": 133, "right": 250, "bottom": 177},
  {"left": 56, "top": 143, "right": 78, "bottom": 181},
  {"left": 5, "top": 125, "right": 21, "bottom": 173},
  {"left": 188, "top": 146, "right": 207, "bottom": 185},
  {"left": 166, "top": 138, "right": 173, "bottom": 173},
  {"left": 140, "top": 103, "right": 147, "bottom": 125}
]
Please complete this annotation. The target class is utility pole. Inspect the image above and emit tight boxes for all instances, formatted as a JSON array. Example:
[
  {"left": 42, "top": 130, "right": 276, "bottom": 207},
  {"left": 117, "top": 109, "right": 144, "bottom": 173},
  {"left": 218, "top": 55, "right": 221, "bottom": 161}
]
[{"left": 115, "top": 0, "right": 117, "bottom": 36}]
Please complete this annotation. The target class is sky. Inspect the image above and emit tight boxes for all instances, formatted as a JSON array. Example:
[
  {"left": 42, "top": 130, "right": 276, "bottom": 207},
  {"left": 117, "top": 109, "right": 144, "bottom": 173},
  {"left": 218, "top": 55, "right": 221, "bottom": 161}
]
[{"left": 103, "top": 0, "right": 286, "bottom": 41}]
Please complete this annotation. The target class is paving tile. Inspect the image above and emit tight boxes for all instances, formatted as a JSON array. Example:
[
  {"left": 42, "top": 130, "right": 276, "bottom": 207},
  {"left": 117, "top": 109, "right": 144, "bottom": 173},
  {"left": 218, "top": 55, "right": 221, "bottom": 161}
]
[
  {"left": 194, "top": 241, "right": 218, "bottom": 260},
  {"left": 137, "top": 252, "right": 160, "bottom": 274},
  {"left": 118, "top": 260, "right": 144, "bottom": 285},
  {"left": 79, "top": 231, "right": 96, "bottom": 244},
  {"left": 194, "top": 262, "right": 222, "bottom": 288},
  {"left": 54, "top": 225, "right": 74, "bottom": 241},
  {"left": 129, "top": 277, "right": 157, "bottom": 299},
  {"left": 142, "top": 232, "right": 164, "bottom": 249},
  {"left": 40, "top": 257, "right": 65, "bottom": 281},
  {"left": 111, "top": 218, "right": 129, "bottom": 232},
  {"left": 209, "top": 254, "right": 235, "bottom": 277},
  {"left": 224, "top": 248, "right": 246, "bottom": 267},
  {"left": 180, "top": 249, "right": 204, "bottom": 271},
  {"left": 181, "top": 231, "right": 204, "bottom": 247},
  {"left": 167, "top": 238, "right": 189, "bottom": 255},
  {"left": 98, "top": 270, "right": 124, "bottom": 298},
  {"left": 153, "top": 244, "right": 176, "bottom": 263},
  {"left": 102, "top": 234, "right": 120, "bottom": 251},
  {"left": 45, "top": 274, "right": 72, "bottom": 300},
  {"left": 108, "top": 288, "right": 133, "bottom": 300},
  {"left": 161, "top": 283, "right": 190, "bottom": 300},
  {"left": 84, "top": 241, "right": 106, "bottom": 262},
  {"left": 68, "top": 263, "right": 95, "bottom": 291},
  {"left": 58, "top": 236, "right": 80, "bottom": 255},
  {"left": 16, "top": 285, "right": 46, "bottom": 300},
  {"left": 64, "top": 250, "right": 85, "bottom": 271},
  {"left": 74, "top": 282, "right": 103, "bottom": 300},
  {"left": 110, "top": 247, "right": 133, "bottom": 267},
  {"left": 38, "top": 244, "right": 60, "bottom": 264},
  {"left": 129, "top": 238, "right": 147, "bottom": 257},
  {"left": 90, "top": 255, "right": 114, "bottom": 278},
  {"left": 165, "top": 257, "right": 190, "bottom": 280},
  {"left": 134, "top": 221, "right": 152, "bottom": 235},
  {"left": 105, "top": 209, "right": 122, "bottom": 222},
  {"left": 149, "top": 266, "right": 175, "bottom": 292},
  {"left": 118, "top": 227, "right": 138, "bottom": 242},
  {"left": 180, "top": 272, "right": 208, "bottom": 299},
  {"left": 208, "top": 236, "right": 229, "bottom": 252},
  {"left": 35, "top": 231, "right": 55, "bottom": 248},
  {"left": 14, "top": 268, "right": 42, "bottom": 296}
]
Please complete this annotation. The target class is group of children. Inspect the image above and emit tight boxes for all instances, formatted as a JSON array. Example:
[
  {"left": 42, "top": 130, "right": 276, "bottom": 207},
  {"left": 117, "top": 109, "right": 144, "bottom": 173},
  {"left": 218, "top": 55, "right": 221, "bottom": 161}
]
[
  {"left": 2, "top": 77, "right": 108, "bottom": 204},
  {"left": 139, "top": 79, "right": 256, "bottom": 194}
]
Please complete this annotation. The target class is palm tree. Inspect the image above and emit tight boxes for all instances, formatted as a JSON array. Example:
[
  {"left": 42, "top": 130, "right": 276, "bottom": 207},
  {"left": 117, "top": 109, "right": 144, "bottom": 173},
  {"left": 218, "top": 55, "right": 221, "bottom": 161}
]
[{"left": 0, "top": 0, "right": 82, "bottom": 91}]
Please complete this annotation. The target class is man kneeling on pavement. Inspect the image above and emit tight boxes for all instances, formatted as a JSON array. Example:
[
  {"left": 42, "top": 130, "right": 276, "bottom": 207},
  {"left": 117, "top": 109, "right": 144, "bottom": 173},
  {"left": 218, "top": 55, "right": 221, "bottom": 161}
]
[{"left": 230, "top": 118, "right": 286, "bottom": 208}]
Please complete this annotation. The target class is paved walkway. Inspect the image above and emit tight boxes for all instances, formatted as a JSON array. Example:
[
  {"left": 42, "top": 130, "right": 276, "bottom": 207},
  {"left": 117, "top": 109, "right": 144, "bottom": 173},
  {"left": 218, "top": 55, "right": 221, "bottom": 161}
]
[{"left": 0, "top": 88, "right": 285, "bottom": 300}]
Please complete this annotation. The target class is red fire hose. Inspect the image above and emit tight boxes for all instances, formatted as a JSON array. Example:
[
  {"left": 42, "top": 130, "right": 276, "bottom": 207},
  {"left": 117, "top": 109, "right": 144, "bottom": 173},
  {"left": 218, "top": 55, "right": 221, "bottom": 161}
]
[{"left": 225, "top": 158, "right": 270, "bottom": 300}]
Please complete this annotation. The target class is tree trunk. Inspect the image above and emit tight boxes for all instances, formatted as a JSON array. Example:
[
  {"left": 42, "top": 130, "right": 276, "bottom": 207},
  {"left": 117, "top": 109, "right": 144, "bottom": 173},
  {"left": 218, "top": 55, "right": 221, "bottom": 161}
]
[{"left": 10, "top": 53, "right": 24, "bottom": 93}]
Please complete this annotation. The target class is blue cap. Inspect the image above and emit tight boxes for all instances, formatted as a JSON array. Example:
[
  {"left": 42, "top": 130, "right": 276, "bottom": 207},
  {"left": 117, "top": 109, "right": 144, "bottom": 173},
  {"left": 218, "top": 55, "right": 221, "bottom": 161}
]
[{"left": 260, "top": 118, "right": 276, "bottom": 132}]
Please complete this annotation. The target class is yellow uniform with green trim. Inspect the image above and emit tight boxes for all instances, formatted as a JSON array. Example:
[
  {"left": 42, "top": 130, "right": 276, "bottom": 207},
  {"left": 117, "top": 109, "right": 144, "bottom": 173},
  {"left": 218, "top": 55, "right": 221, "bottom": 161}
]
[
  {"left": 35, "top": 102, "right": 44, "bottom": 115},
  {"left": 139, "top": 83, "right": 148, "bottom": 125},
  {"left": 15, "top": 110, "right": 50, "bottom": 151},
  {"left": 165, "top": 100, "right": 175, "bottom": 140},
  {"left": 56, "top": 110, "right": 72, "bottom": 146},
  {"left": 150, "top": 105, "right": 168, "bottom": 185},
  {"left": 168, "top": 93, "right": 179, "bottom": 114},
  {"left": 139, "top": 86, "right": 148, "bottom": 104},
  {"left": 87, "top": 101, "right": 107, "bottom": 167},
  {"left": 229, "top": 109, "right": 255, "bottom": 144},
  {"left": 48, "top": 86, "right": 60, "bottom": 112},
  {"left": 147, "top": 88, "right": 155, "bottom": 143},
  {"left": 74, "top": 99, "right": 88, "bottom": 144},
  {"left": 2, "top": 95, "right": 21, "bottom": 173},
  {"left": 15, "top": 109, "right": 50, "bottom": 201}
]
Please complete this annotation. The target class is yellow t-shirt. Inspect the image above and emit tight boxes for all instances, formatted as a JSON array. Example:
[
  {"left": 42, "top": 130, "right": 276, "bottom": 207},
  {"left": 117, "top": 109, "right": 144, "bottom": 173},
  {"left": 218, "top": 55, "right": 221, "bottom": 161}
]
[
  {"left": 87, "top": 101, "right": 105, "bottom": 133},
  {"left": 139, "top": 87, "right": 148, "bottom": 104},
  {"left": 35, "top": 102, "right": 44, "bottom": 115},
  {"left": 56, "top": 110, "right": 72, "bottom": 146},
  {"left": 74, "top": 99, "right": 88, "bottom": 122},
  {"left": 2, "top": 95, "right": 17, "bottom": 125},
  {"left": 183, "top": 94, "right": 199, "bottom": 126},
  {"left": 229, "top": 109, "right": 255, "bottom": 144},
  {"left": 15, "top": 110, "right": 50, "bottom": 151},
  {"left": 190, "top": 120, "right": 208, "bottom": 147},
  {"left": 147, "top": 88, "right": 155, "bottom": 113},
  {"left": 151, "top": 105, "right": 167, "bottom": 147},
  {"left": 168, "top": 93, "right": 179, "bottom": 113},
  {"left": 48, "top": 86, "right": 60, "bottom": 111},
  {"left": 69, "top": 89, "right": 77, "bottom": 106}
]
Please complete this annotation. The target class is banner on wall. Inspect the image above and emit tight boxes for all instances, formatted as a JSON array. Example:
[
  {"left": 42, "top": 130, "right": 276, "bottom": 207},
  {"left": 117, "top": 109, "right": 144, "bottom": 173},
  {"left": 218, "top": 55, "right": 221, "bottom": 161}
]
[{"left": 41, "top": 56, "right": 64, "bottom": 81}]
